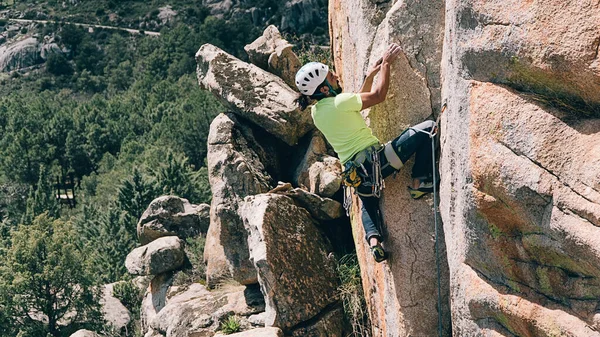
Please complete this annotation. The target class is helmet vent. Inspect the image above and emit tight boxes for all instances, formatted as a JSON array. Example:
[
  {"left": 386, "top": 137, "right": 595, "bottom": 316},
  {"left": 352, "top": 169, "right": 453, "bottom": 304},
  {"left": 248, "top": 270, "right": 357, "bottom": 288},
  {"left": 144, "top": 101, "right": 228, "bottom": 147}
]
[
  {"left": 308, "top": 72, "right": 314, "bottom": 78},
  {"left": 315, "top": 69, "right": 320, "bottom": 77}
]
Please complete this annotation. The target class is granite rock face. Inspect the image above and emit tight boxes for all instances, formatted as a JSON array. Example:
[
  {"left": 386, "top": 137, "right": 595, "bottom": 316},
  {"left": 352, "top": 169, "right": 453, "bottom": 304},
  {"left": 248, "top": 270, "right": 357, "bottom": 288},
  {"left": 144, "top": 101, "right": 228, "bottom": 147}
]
[
  {"left": 440, "top": 0, "right": 600, "bottom": 335},
  {"left": 244, "top": 25, "right": 301, "bottom": 88},
  {"left": 329, "top": 1, "right": 451, "bottom": 336}
]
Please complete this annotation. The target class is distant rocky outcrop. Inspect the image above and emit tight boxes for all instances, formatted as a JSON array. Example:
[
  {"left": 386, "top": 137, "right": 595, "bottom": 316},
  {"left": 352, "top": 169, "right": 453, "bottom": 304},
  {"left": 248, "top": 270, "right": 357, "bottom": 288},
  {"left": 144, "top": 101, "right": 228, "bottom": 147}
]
[
  {"left": 0, "top": 22, "right": 67, "bottom": 73},
  {"left": 0, "top": 36, "right": 41, "bottom": 72}
]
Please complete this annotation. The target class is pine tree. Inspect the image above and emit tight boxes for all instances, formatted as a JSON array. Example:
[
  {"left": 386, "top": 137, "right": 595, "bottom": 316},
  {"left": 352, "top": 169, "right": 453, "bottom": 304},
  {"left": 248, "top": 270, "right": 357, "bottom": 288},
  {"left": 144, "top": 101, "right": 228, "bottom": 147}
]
[
  {"left": 117, "top": 168, "right": 157, "bottom": 220},
  {"left": 23, "top": 165, "right": 59, "bottom": 224},
  {"left": 0, "top": 215, "right": 102, "bottom": 336}
]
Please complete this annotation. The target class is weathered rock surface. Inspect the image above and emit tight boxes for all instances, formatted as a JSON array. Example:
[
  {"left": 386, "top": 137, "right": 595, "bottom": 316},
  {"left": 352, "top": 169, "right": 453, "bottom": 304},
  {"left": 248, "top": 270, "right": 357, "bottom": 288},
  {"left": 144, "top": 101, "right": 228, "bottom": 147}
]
[
  {"left": 204, "top": 113, "right": 276, "bottom": 287},
  {"left": 240, "top": 194, "right": 339, "bottom": 331},
  {"left": 215, "top": 327, "right": 283, "bottom": 337},
  {"left": 284, "top": 187, "right": 343, "bottom": 221},
  {"left": 137, "top": 195, "right": 210, "bottom": 245},
  {"left": 0, "top": 37, "right": 40, "bottom": 72},
  {"left": 148, "top": 283, "right": 265, "bottom": 337},
  {"left": 440, "top": 0, "right": 600, "bottom": 335},
  {"left": 290, "top": 306, "right": 344, "bottom": 337},
  {"left": 196, "top": 43, "right": 313, "bottom": 146},
  {"left": 126, "top": 236, "right": 186, "bottom": 276},
  {"left": 141, "top": 273, "right": 173, "bottom": 333},
  {"left": 101, "top": 282, "right": 131, "bottom": 330},
  {"left": 69, "top": 330, "right": 102, "bottom": 337},
  {"left": 329, "top": 1, "right": 451, "bottom": 336},
  {"left": 244, "top": 25, "right": 301, "bottom": 88},
  {"left": 454, "top": 0, "right": 600, "bottom": 117},
  {"left": 293, "top": 131, "right": 342, "bottom": 197}
]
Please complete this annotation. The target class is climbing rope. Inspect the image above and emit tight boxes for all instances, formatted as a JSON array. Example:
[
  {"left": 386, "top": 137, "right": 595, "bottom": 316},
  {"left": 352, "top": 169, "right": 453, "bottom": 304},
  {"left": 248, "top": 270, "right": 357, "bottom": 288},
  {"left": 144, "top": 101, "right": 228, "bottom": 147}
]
[{"left": 409, "top": 102, "right": 446, "bottom": 337}]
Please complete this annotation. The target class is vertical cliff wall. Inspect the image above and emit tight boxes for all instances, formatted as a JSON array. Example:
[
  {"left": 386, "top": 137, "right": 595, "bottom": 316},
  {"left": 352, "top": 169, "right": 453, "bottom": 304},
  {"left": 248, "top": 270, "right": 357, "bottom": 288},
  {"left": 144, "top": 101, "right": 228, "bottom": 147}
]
[
  {"left": 441, "top": 0, "right": 600, "bottom": 335},
  {"left": 331, "top": 0, "right": 600, "bottom": 336},
  {"left": 330, "top": 1, "right": 451, "bottom": 336}
]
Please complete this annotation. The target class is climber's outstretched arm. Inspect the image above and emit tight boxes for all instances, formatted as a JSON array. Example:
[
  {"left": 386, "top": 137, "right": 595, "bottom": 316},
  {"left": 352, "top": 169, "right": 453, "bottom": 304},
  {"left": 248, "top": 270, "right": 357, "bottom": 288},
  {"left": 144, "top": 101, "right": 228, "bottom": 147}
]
[
  {"left": 360, "top": 43, "right": 402, "bottom": 110},
  {"left": 359, "top": 57, "right": 382, "bottom": 93}
]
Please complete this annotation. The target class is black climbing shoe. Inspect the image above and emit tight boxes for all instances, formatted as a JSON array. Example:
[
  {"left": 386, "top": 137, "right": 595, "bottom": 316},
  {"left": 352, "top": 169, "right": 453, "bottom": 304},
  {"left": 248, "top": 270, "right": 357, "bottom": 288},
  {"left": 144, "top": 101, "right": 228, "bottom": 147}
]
[
  {"left": 370, "top": 244, "right": 388, "bottom": 263},
  {"left": 408, "top": 181, "right": 434, "bottom": 200}
]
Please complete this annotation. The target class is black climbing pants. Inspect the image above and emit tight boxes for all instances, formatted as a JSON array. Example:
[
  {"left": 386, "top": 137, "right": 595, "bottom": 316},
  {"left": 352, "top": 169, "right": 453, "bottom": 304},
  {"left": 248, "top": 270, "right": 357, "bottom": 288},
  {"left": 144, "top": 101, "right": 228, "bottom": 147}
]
[{"left": 356, "top": 120, "right": 436, "bottom": 243}]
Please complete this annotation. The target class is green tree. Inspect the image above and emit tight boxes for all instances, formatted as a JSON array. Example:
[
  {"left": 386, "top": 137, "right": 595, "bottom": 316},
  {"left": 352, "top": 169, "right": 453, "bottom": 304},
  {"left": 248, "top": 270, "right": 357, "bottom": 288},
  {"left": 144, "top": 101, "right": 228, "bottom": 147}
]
[
  {"left": 0, "top": 214, "right": 101, "bottom": 336},
  {"left": 23, "top": 165, "right": 59, "bottom": 224},
  {"left": 117, "top": 168, "right": 157, "bottom": 220},
  {"left": 46, "top": 53, "right": 73, "bottom": 76},
  {"left": 76, "top": 205, "right": 137, "bottom": 283},
  {"left": 153, "top": 151, "right": 210, "bottom": 204}
]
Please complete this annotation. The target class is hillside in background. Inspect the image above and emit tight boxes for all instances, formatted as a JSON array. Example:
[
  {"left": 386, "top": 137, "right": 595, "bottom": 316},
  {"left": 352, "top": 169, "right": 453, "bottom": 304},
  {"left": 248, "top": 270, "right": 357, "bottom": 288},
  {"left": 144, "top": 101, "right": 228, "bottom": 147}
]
[{"left": 0, "top": 2, "right": 330, "bottom": 336}]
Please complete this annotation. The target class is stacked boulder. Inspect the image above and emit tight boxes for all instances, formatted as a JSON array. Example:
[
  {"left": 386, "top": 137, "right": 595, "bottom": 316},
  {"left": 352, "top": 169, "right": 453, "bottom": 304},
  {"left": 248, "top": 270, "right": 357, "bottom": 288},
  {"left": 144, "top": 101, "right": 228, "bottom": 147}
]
[
  {"left": 125, "top": 196, "right": 270, "bottom": 337},
  {"left": 196, "top": 25, "right": 347, "bottom": 336}
]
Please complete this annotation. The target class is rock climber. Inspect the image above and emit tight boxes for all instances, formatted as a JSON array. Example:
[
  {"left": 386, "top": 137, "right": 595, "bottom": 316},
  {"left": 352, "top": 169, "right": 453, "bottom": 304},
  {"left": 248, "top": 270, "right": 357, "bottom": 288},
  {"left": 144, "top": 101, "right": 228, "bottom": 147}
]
[{"left": 294, "top": 43, "right": 437, "bottom": 263}]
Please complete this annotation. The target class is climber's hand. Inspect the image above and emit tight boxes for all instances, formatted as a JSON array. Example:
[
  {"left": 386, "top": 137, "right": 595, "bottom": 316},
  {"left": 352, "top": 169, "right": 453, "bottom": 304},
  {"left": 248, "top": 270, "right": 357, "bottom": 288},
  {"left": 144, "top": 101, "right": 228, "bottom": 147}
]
[
  {"left": 366, "top": 57, "right": 383, "bottom": 78},
  {"left": 382, "top": 43, "right": 402, "bottom": 64}
]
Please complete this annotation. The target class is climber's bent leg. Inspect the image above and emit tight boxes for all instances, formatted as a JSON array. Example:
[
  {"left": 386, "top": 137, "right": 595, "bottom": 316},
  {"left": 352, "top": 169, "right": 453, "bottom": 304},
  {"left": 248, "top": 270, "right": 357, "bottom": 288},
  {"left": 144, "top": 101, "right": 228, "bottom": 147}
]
[{"left": 389, "top": 120, "right": 436, "bottom": 181}]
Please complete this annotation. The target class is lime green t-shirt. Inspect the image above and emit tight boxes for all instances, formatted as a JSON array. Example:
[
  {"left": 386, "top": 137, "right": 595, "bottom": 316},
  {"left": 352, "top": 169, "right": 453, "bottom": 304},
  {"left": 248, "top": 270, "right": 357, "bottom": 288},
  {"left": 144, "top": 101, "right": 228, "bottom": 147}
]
[{"left": 311, "top": 93, "right": 380, "bottom": 164}]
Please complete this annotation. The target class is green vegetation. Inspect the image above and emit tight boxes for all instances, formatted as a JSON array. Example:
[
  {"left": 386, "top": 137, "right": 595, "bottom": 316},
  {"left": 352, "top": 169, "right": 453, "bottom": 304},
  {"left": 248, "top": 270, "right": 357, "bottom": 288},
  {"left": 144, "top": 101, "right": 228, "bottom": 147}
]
[
  {"left": 0, "top": 1, "right": 330, "bottom": 334},
  {"left": 0, "top": 214, "right": 102, "bottom": 337},
  {"left": 337, "top": 254, "right": 370, "bottom": 337},
  {"left": 220, "top": 315, "right": 242, "bottom": 334}
]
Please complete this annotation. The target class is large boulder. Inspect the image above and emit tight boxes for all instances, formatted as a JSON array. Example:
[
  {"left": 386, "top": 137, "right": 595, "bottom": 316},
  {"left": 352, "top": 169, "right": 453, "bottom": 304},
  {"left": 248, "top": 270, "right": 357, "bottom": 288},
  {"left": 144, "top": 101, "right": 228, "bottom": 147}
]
[
  {"left": 269, "top": 183, "right": 343, "bottom": 221},
  {"left": 0, "top": 37, "right": 40, "bottom": 72},
  {"left": 215, "top": 327, "right": 283, "bottom": 337},
  {"left": 126, "top": 236, "right": 186, "bottom": 276},
  {"left": 101, "top": 283, "right": 131, "bottom": 331},
  {"left": 240, "top": 194, "right": 339, "bottom": 331},
  {"left": 148, "top": 283, "right": 265, "bottom": 337},
  {"left": 204, "top": 113, "right": 276, "bottom": 287},
  {"left": 329, "top": 1, "right": 451, "bottom": 336},
  {"left": 137, "top": 195, "right": 210, "bottom": 245},
  {"left": 196, "top": 43, "right": 313, "bottom": 146},
  {"left": 69, "top": 330, "right": 102, "bottom": 337},
  {"left": 290, "top": 306, "right": 344, "bottom": 337},
  {"left": 292, "top": 130, "right": 342, "bottom": 197},
  {"left": 244, "top": 25, "right": 301, "bottom": 88},
  {"left": 440, "top": 0, "right": 600, "bottom": 335}
]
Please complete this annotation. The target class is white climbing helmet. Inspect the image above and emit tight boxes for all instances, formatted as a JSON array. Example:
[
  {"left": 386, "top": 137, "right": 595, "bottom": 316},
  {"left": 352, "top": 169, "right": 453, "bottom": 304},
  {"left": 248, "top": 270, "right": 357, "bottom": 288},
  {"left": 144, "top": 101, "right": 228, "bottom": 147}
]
[{"left": 295, "top": 62, "right": 329, "bottom": 95}]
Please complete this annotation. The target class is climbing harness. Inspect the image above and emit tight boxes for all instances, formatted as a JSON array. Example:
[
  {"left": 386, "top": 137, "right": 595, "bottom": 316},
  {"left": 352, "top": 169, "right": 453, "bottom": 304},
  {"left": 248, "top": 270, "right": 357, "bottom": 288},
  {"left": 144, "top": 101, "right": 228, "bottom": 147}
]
[{"left": 341, "top": 140, "right": 403, "bottom": 216}]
